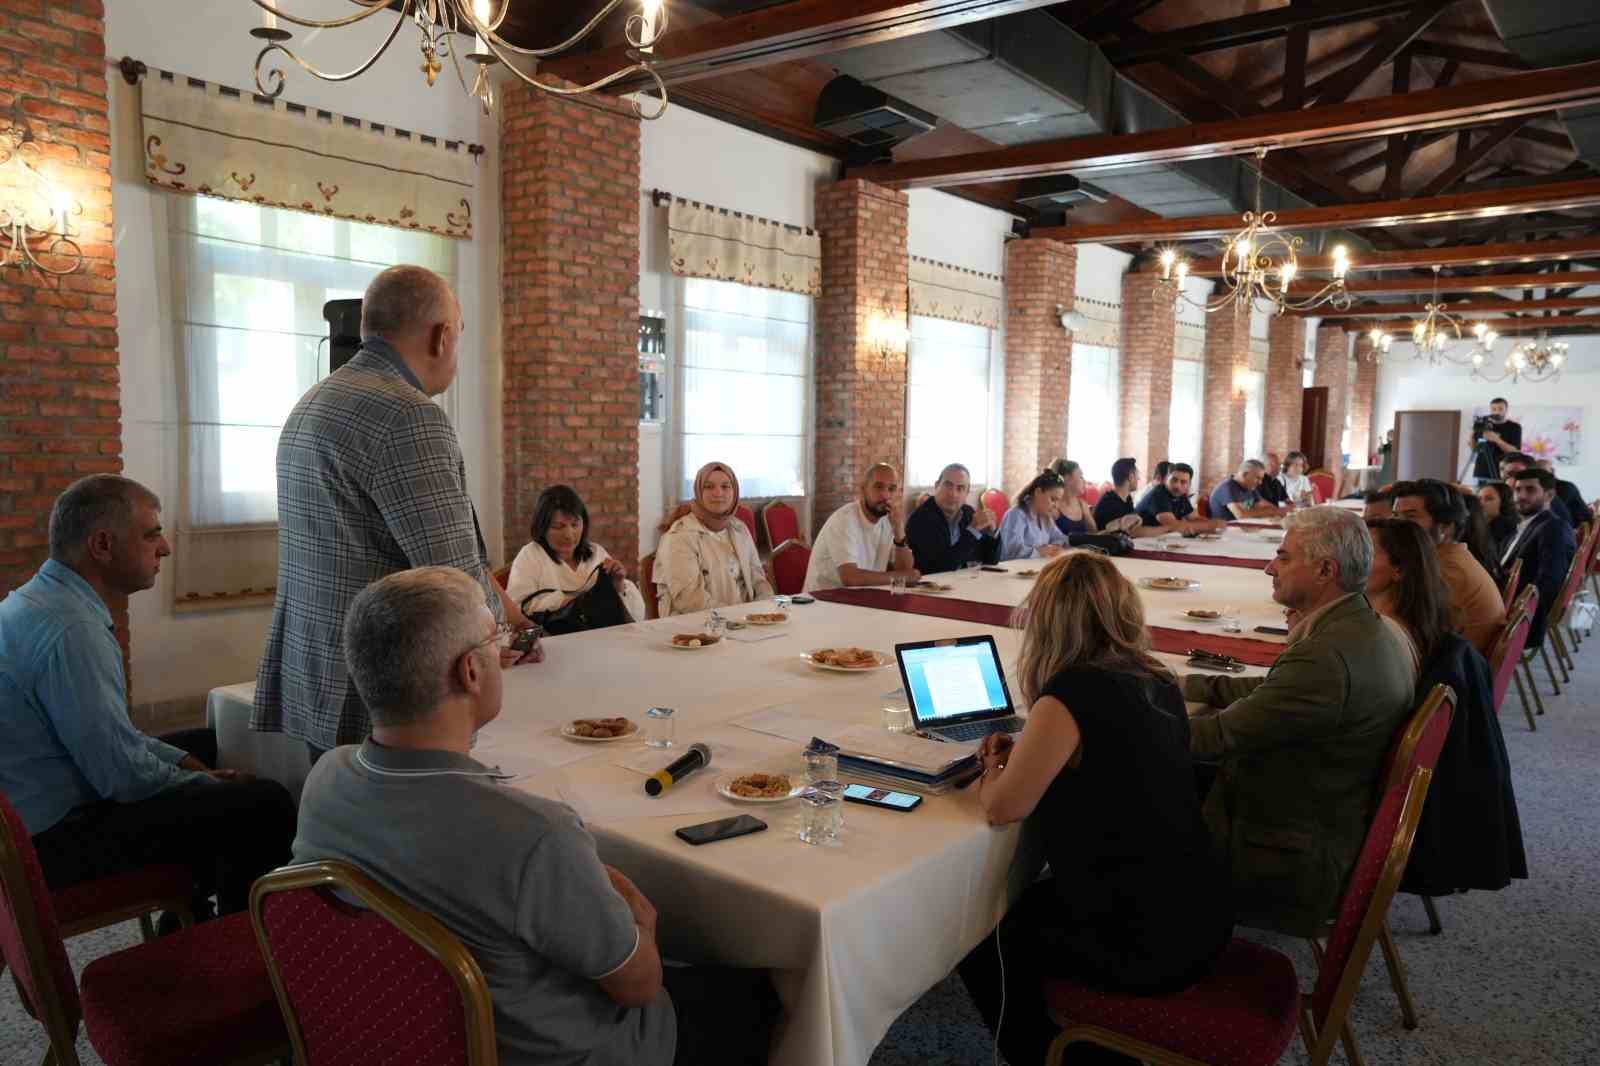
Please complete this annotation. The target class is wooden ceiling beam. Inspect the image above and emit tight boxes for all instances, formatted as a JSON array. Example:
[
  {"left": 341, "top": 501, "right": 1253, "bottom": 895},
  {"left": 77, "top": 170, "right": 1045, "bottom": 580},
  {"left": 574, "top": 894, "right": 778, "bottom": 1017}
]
[
  {"left": 1315, "top": 295, "right": 1600, "bottom": 318},
  {"left": 1339, "top": 313, "right": 1600, "bottom": 333},
  {"left": 538, "top": 0, "right": 1064, "bottom": 89},
  {"left": 1296, "top": 270, "right": 1600, "bottom": 296},
  {"left": 1033, "top": 178, "right": 1600, "bottom": 243},
  {"left": 1401, "top": 39, "right": 1534, "bottom": 70},
  {"left": 1179, "top": 236, "right": 1600, "bottom": 276},
  {"left": 1309, "top": 1, "right": 1452, "bottom": 108},
  {"left": 847, "top": 58, "right": 1600, "bottom": 189},
  {"left": 1416, "top": 116, "right": 1532, "bottom": 198},
  {"left": 1100, "top": 0, "right": 1428, "bottom": 65}
]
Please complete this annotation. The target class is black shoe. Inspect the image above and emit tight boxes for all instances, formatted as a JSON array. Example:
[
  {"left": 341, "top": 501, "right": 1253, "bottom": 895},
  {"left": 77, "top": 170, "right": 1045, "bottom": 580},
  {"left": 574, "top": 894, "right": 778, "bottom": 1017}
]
[{"left": 157, "top": 896, "right": 217, "bottom": 935}]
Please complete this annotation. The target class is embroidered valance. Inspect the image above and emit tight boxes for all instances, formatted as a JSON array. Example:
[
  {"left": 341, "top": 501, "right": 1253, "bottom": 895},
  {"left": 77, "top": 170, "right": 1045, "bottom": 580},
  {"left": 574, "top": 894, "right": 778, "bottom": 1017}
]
[
  {"left": 666, "top": 199, "right": 820, "bottom": 296},
  {"left": 909, "top": 256, "right": 1003, "bottom": 329},
  {"left": 139, "top": 70, "right": 477, "bottom": 239},
  {"left": 1070, "top": 296, "right": 1120, "bottom": 348}
]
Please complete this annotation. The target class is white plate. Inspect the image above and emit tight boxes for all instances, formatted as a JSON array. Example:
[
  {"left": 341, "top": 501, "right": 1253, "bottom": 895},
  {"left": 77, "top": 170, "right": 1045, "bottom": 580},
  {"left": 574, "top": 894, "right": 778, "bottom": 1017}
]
[
  {"left": 1179, "top": 609, "right": 1227, "bottom": 624},
  {"left": 667, "top": 635, "right": 723, "bottom": 649},
  {"left": 742, "top": 613, "right": 789, "bottom": 626},
  {"left": 560, "top": 722, "right": 640, "bottom": 743},
  {"left": 1139, "top": 577, "right": 1200, "bottom": 591},
  {"left": 715, "top": 774, "right": 805, "bottom": 803},
  {"left": 802, "top": 648, "right": 893, "bottom": 671}
]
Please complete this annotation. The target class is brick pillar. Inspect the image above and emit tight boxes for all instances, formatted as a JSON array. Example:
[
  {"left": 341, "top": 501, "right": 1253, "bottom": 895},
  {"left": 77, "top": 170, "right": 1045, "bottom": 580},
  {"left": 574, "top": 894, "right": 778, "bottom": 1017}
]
[
  {"left": 1199, "top": 302, "right": 1250, "bottom": 495},
  {"left": 1002, "top": 240, "right": 1077, "bottom": 495},
  {"left": 1313, "top": 325, "right": 1350, "bottom": 480},
  {"left": 1350, "top": 336, "right": 1378, "bottom": 465},
  {"left": 500, "top": 85, "right": 640, "bottom": 569},
  {"left": 813, "top": 179, "right": 909, "bottom": 534},
  {"left": 1118, "top": 272, "right": 1176, "bottom": 475},
  {"left": 0, "top": 3, "right": 126, "bottom": 649},
  {"left": 1265, "top": 316, "right": 1305, "bottom": 460}
]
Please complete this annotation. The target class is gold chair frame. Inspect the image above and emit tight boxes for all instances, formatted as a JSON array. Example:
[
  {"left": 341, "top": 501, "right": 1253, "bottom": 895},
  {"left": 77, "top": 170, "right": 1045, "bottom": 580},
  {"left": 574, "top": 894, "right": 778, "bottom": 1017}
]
[{"left": 250, "top": 860, "right": 498, "bottom": 1066}]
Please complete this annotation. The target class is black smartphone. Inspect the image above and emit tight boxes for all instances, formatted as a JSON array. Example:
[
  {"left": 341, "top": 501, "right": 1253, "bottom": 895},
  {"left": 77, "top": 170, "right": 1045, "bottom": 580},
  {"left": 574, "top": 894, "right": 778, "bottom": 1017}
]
[
  {"left": 1253, "top": 625, "right": 1289, "bottom": 636},
  {"left": 675, "top": 814, "right": 768, "bottom": 846},
  {"left": 790, "top": 594, "right": 815, "bottom": 604},
  {"left": 842, "top": 783, "right": 922, "bottom": 811},
  {"left": 980, "top": 565, "right": 1007, "bottom": 572}
]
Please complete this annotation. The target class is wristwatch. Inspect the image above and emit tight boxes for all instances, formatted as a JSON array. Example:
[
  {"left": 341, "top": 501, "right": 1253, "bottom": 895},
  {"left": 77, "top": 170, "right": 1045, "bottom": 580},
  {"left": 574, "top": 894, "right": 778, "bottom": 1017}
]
[{"left": 893, "top": 536, "right": 908, "bottom": 547}]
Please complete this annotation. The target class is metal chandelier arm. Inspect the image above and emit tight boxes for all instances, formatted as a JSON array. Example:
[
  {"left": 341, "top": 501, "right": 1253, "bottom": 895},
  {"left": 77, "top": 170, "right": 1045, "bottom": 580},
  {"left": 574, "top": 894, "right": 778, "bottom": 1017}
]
[
  {"left": 253, "top": 9, "right": 408, "bottom": 97},
  {"left": 248, "top": 0, "right": 392, "bottom": 32}
]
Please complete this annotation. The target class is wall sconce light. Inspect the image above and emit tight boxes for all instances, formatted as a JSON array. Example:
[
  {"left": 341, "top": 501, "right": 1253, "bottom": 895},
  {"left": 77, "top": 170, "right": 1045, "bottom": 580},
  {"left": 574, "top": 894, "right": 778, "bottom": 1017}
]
[
  {"left": 868, "top": 309, "right": 910, "bottom": 357},
  {"left": 0, "top": 123, "right": 83, "bottom": 276},
  {"left": 1055, "top": 304, "right": 1084, "bottom": 332}
]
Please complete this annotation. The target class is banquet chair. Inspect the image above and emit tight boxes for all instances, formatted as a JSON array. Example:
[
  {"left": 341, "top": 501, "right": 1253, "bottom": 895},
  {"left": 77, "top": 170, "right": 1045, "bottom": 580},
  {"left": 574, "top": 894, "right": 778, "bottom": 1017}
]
[
  {"left": 1307, "top": 469, "right": 1336, "bottom": 504},
  {"left": 0, "top": 795, "right": 288, "bottom": 1066},
  {"left": 761, "top": 499, "right": 802, "bottom": 548},
  {"left": 491, "top": 565, "right": 510, "bottom": 590},
  {"left": 251, "top": 861, "right": 497, "bottom": 1066},
  {"left": 771, "top": 538, "right": 810, "bottom": 596},
  {"left": 735, "top": 505, "right": 759, "bottom": 544},
  {"left": 1546, "top": 521, "right": 1600, "bottom": 675},
  {"left": 1043, "top": 743, "right": 1439, "bottom": 1066},
  {"left": 981, "top": 488, "right": 1008, "bottom": 526},
  {"left": 1196, "top": 495, "right": 1211, "bottom": 519},
  {"left": 1500, "top": 557, "right": 1523, "bottom": 611},
  {"left": 1488, "top": 591, "right": 1538, "bottom": 731},
  {"left": 1081, "top": 483, "right": 1101, "bottom": 506},
  {"left": 639, "top": 553, "right": 659, "bottom": 619}
]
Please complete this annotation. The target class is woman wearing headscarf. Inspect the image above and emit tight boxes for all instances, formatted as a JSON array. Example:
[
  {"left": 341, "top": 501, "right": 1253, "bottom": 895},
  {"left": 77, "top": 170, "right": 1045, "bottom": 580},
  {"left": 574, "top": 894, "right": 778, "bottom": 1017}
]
[{"left": 654, "top": 462, "right": 774, "bottom": 615}]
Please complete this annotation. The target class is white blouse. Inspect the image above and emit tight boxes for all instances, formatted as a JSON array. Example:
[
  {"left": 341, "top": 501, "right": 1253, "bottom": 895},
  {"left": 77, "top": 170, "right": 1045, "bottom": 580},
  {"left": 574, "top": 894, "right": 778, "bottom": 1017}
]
[
  {"left": 506, "top": 541, "right": 646, "bottom": 623},
  {"left": 1280, "top": 473, "right": 1314, "bottom": 503}
]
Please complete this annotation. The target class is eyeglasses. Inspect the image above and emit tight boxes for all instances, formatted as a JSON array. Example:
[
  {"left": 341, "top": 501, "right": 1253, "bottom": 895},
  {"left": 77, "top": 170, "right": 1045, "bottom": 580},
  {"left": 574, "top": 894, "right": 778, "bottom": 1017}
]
[{"left": 462, "top": 622, "right": 525, "bottom": 658}]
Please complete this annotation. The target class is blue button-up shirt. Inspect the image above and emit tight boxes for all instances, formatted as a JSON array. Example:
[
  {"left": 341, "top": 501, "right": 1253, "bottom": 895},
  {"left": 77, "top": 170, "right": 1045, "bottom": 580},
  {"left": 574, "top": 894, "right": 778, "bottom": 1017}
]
[{"left": 0, "top": 559, "right": 210, "bottom": 835}]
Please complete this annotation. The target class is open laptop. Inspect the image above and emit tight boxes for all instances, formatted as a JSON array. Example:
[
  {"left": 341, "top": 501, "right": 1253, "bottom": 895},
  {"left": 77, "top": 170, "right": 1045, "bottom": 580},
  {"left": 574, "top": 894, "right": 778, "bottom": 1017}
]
[{"left": 894, "top": 636, "right": 1024, "bottom": 743}]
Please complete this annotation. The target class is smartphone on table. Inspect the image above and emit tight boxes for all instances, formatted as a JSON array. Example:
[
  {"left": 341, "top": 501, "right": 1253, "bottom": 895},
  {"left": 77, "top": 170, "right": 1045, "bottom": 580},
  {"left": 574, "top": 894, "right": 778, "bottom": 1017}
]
[
  {"left": 1253, "top": 625, "right": 1289, "bottom": 636},
  {"left": 675, "top": 814, "right": 768, "bottom": 845},
  {"left": 841, "top": 784, "right": 922, "bottom": 811}
]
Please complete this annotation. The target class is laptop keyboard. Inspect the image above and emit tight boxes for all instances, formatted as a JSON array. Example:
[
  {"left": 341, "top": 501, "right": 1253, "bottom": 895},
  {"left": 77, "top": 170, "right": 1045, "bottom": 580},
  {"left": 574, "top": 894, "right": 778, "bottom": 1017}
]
[{"left": 937, "top": 717, "right": 1024, "bottom": 742}]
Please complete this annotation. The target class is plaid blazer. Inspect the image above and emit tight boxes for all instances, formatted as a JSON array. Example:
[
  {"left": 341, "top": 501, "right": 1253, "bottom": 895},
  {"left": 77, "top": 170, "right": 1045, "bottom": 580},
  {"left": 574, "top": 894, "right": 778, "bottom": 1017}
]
[{"left": 252, "top": 342, "right": 500, "bottom": 748}]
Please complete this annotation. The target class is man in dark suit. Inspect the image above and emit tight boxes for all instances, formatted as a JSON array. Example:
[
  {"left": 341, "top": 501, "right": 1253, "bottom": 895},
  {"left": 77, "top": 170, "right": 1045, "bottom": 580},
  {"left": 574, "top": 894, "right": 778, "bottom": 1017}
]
[
  {"left": 1536, "top": 459, "right": 1593, "bottom": 529},
  {"left": 905, "top": 463, "right": 999, "bottom": 574},
  {"left": 1502, "top": 468, "right": 1578, "bottom": 647},
  {"left": 1501, "top": 453, "right": 1572, "bottom": 527}
]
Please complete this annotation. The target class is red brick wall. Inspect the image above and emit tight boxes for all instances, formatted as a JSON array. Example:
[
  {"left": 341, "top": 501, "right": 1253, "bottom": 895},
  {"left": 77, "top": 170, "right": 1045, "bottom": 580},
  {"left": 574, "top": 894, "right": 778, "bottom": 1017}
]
[
  {"left": 0, "top": 1, "right": 125, "bottom": 643},
  {"left": 1199, "top": 302, "right": 1250, "bottom": 495},
  {"left": 813, "top": 179, "right": 908, "bottom": 533},
  {"left": 1313, "top": 325, "right": 1350, "bottom": 480},
  {"left": 500, "top": 82, "right": 640, "bottom": 570},
  {"left": 1002, "top": 240, "right": 1076, "bottom": 495},
  {"left": 1264, "top": 316, "right": 1305, "bottom": 460},
  {"left": 1350, "top": 336, "right": 1378, "bottom": 465},
  {"left": 1118, "top": 272, "right": 1176, "bottom": 475}
]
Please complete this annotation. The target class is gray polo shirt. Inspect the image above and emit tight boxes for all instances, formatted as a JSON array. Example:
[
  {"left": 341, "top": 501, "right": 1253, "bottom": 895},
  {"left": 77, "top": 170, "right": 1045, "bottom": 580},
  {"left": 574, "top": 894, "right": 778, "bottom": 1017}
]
[{"left": 292, "top": 740, "right": 675, "bottom": 1066}]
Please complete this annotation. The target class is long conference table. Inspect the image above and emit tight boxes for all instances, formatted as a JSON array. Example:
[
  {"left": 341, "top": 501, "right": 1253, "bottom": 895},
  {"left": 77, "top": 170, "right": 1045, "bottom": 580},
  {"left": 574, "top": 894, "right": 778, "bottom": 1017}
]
[{"left": 206, "top": 524, "right": 1291, "bottom": 1066}]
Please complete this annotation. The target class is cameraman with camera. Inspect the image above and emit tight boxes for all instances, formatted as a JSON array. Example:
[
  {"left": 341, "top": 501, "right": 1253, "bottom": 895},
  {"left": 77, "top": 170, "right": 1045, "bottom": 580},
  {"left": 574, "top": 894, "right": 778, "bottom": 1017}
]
[{"left": 1469, "top": 397, "right": 1522, "bottom": 483}]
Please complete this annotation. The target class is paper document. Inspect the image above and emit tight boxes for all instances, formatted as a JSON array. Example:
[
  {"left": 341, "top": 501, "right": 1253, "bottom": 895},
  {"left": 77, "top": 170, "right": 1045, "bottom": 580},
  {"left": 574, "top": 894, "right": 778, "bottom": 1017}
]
[
  {"left": 614, "top": 741, "right": 765, "bottom": 776},
  {"left": 557, "top": 775, "right": 731, "bottom": 825},
  {"left": 830, "top": 724, "right": 977, "bottom": 773},
  {"left": 726, "top": 629, "right": 787, "bottom": 643},
  {"left": 730, "top": 703, "right": 844, "bottom": 745}
]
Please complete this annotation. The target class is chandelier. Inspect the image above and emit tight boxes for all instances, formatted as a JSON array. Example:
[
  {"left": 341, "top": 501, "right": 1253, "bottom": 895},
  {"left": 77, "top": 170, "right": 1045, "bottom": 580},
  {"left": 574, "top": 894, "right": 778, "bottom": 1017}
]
[
  {"left": 0, "top": 124, "right": 82, "bottom": 276},
  {"left": 1475, "top": 331, "right": 1567, "bottom": 384},
  {"left": 246, "top": 0, "right": 670, "bottom": 118},
  {"left": 1404, "top": 265, "right": 1480, "bottom": 365},
  {"left": 1157, "top": 146, "right": 1354, "bottom": 316}
]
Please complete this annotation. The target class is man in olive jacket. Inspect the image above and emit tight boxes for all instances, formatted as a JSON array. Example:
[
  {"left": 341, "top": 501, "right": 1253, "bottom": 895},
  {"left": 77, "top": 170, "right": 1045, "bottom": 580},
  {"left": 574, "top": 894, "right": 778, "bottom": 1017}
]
[{"left": 1185, "top": 507, "right": 1414, "bottom": 936}]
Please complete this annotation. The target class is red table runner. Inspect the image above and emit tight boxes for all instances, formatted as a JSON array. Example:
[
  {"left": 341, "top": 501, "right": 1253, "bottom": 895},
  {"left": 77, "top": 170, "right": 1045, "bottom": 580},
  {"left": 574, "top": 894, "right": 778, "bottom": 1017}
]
[
  {"left": 810, "top": 587, "right": 1283, "bottom": 666},
  {"left": 1131, "top": 549, "right": 1267, "bottom": 571}
]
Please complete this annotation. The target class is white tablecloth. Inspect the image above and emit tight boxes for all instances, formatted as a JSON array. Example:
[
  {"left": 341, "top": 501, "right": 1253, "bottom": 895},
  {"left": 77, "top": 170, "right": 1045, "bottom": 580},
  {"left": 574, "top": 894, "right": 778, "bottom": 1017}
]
[
  {"left": 208, "top": 561, "right": 1270, "bottom": 1066},
  {"left": 1130, "top": 526, "right": 1283, "bottom": 562}
]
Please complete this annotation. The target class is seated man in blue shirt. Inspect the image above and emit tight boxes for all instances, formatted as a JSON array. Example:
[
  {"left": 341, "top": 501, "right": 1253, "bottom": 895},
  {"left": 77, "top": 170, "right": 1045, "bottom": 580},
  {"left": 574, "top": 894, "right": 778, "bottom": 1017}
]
[
  {"left": 0, "top": 475, "right": 294, "bottom": 916},
  {"left": 293, "top": 566, "right": 777, "bottom": 1066},
  {"left": 1138, "top": 463, "right": 1225, "bottom": 533},
  {"left": 905, "top": 463, "right": 1000, "bottom": 574},
  {"left": 1209, "top": 459, "right": 1285, "bottom": 520}
]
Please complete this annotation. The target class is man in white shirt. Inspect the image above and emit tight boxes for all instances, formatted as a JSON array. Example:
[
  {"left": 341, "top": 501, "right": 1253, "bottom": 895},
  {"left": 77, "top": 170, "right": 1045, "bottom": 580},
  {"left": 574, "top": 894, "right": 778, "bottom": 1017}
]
[{"left": 803, "top": 463, "right": 920, "bottom": 592}]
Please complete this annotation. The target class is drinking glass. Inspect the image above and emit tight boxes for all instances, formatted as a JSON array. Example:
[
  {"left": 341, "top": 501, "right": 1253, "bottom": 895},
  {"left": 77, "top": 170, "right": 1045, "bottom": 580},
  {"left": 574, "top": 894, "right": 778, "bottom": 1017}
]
[
  {"left": 882, "top": 697, "right": 913, "bottom": 734},
  {"left": 775, "top": 594, "right": 791, "bottom": 615},
  {"left": 804, "top": 748, "right": 838, "bottom": 784},
  {"left": 798, "top": 786, "right": 842, "bottom": 844},
  {"left": 1219, "top": 607, "right": 1242, "bottom": 634},
  {"left": 890, "top": 575, "right": 907, "bottom": 596},
  {"left": 644, "top": 706, "right": 676, "bottom": 748},
  {"left": 964, "top": 560, "right": 981, "bottom": 581},
  {"left": 813, "top": 779, "right": 845, "bottom": 835},
  {"left": 707, "top": 609, "right": 727, "bottom": 637}
]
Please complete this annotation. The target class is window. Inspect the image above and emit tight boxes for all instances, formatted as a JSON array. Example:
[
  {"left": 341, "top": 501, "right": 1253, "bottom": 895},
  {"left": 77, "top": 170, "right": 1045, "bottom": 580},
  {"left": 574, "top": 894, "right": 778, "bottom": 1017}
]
[
  {"left": 905, "top": 316, "right": 995, "bottom": 487},
  {"left": 1168, "top": 359, "right": 1205, "bottom": 467},
  {"left": 677, "top": 277, "right": 811, "bottom": 499},
  {"left": 171, "top": 196, "right": 454, "bottom": 598},
  {"left": 1240, "top": 369, "right": 1265, "bottom": 462},
  {"left": 1067, "top": 343, "right": 1119, "bottom": 486}
]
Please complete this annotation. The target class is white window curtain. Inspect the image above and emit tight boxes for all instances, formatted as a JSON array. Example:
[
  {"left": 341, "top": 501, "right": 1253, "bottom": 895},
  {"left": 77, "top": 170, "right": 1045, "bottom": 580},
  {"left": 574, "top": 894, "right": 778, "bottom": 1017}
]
[
  {"left": 172, "top": 195, "right": 454, "bottom": 603},
  {"left": 1168, "top": 359, "right": 1206, "bottom": 468},
  {"left": 676, "top": 276, "right": 811, "bottom": 500},
  {"left": 1241, "top": 369, "right": 1266, "bottom": 463},
  {"left": 1067, "top": 343, "right": 1120, "bottom": 486},
  {"left": 905, "top": 315, "right": 995, "bottom": 487}
]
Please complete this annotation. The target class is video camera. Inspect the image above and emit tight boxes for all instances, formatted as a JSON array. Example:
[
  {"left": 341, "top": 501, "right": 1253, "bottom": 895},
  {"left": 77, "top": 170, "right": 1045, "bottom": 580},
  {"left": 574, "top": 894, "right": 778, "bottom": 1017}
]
[{"left": 1471, "top": 414, "right": 1498, "bottom": 444}]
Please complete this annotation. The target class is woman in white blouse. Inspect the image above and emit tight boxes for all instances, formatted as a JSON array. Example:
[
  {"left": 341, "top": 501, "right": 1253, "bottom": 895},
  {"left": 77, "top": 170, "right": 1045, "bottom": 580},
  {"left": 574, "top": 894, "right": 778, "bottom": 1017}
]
[
  {"left": 654, "top": 462, "right": 774, "bottom": 615},
  {"left": 1279, "top": 451, "right": 1316, "bottom": 506},
  {"left": 507, "top": 485, "right": 647, "bottom": 623}
]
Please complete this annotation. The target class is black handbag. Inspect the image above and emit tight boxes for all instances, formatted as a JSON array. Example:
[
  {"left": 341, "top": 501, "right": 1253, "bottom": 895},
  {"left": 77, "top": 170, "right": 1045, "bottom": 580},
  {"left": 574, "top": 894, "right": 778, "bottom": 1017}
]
[
  {"left": 519, "top": 567, "right": 631, "bottom": 635},
  {"left": 1067, "top": 531, "right": 1134, "bottom": 556}
]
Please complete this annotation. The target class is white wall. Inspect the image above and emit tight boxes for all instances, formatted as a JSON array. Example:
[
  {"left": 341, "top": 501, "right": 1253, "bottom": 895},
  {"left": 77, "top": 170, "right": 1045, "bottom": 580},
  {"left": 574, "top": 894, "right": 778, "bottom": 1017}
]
[
  {"left": 635, "top": 102, "right": 839, "bottom": 554},
  {"left": 1375, "top": 337, "right": 1600, "bottom": 493},
  {"left": 1075, "top": 243, "right": 1132, "bottom": 305},
  {"left": 106, "top": 0, "right": 499, "bottom": 708},
  {"left": 907, "top": 189, "right": 1013, "bottom": 276}
]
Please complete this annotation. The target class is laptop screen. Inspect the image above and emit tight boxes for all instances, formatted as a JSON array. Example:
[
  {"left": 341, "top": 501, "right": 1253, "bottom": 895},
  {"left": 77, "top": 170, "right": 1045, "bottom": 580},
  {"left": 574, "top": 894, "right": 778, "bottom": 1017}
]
[{"left": 898, "top": 638, "right": 1012, "bottom": 725}]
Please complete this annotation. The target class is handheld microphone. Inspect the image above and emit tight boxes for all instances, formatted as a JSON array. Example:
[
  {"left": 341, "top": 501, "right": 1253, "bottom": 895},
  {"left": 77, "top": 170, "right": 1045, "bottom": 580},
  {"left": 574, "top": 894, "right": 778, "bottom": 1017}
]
[{"left": 645, "top": 743, "right": 711, "bottom": 796}]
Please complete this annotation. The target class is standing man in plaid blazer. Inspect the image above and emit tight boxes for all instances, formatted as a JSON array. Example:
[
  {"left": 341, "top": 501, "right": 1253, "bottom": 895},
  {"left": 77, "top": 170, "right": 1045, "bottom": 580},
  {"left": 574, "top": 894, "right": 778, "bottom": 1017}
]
[{"left": 252, "top": 265, "right": 539, "bottom": 762}]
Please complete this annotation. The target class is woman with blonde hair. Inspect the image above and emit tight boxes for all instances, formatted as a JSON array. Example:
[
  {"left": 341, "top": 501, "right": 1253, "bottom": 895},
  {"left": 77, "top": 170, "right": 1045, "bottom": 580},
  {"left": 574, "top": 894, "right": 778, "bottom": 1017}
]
[
  {"left": 958, "top": 552, "right": 1233, "bottom": 1065},
  {"left": 654, "top": 462, "right": 774, "bottom": 615}
]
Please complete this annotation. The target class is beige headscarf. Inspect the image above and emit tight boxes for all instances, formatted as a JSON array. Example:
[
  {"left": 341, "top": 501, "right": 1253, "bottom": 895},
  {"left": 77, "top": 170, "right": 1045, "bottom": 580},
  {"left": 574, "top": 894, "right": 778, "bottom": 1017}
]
[{"left": 657, "top": 462, "right": 742, "bottom": 533}]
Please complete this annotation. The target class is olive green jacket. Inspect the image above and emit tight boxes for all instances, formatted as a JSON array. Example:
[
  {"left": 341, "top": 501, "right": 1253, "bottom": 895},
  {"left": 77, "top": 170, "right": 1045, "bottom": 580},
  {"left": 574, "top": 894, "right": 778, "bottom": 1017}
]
[{"left": 1185, "top": 593, "right": 1415, "bottom": 936}]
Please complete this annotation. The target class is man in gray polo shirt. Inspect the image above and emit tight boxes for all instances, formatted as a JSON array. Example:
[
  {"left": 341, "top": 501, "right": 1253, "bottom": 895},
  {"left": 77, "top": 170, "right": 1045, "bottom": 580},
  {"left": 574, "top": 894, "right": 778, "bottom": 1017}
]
[{"left": 292, "top": 566, "right": 776, "bottom": 1065}]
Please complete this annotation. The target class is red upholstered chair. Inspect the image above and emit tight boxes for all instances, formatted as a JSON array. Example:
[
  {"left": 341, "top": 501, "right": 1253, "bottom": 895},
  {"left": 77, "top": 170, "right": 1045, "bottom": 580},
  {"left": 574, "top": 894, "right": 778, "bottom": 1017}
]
[
  {"left": 1547, "top": 520, "right": 1600, "bottom": 676},
  {"left": 761, "top": 500, "right": 802, "bottom": 548},
  {"left": 251, "top": 861, "right": 497, "bottom": 1066},
  {"left": 1500, "top": 557, "right": 1523, "bottom": 611},
  {"left": 1488, "top": 591, "right": 1537, "bottom": 731},
  {"left": 1080, "top": 483, "right": 1101, "bottom": 506},
  {"left": 639, "top": 552, "right": 659, "bottom": 620},
  {"left": 1043, "top": 712, "right": 1443, "bottom": 1066},
  {"left": 734, "top": 505, "right": 759, "bottom": 543},
  {"left": 491, "top": 565, "right": 510, "bottom": 590},
  {"left": 1307, "top": 469, "right": 1336, "bottom": 504},
  {"left": 981, "top": 488, "right": 1009, "bottom": 527},
  {"left": 0, "top": 792, "right": 287, "bottom": 1066},
  {"left": 771, "top": 538, "right": 811, "bottom": 596},
  {"left": 1196, "top": 495, "right": 1211, "bottom": 519}
]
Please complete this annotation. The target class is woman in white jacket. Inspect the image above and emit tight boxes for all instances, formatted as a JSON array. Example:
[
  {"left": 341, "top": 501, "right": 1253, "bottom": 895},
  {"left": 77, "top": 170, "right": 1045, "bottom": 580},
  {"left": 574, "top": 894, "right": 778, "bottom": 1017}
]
[
  {"left": 654, "top": 462, "right": 774, "bottom": 616},
  {"left": 507, "top": 485, "right": 646, "bottom": 624}
]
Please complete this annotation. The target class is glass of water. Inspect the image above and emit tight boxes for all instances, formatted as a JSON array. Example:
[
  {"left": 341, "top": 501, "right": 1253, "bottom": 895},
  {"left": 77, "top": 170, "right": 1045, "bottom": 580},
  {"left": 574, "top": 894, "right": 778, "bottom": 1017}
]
[
  {"left": 965, "top": 560, "right": 981, "bottom": 581},
  {"left": 804, "top": 747, "right": 838, "bottom": 784},
  {"left": 644, "top": 706, "right": 675, "bottom": 749},
  {"left": 798, "top": 786, "right": 842, "bottom": 845},
  {"left": 707, "top": 609, "right": 727, "bottom": 637},
  {"left": 890, "top": 575, "right": 907, "bottom": 596},
  {"left": 813, "top": 779, "right": 845, "bottom": 835},
  {"left": 882, "top": 697, "right": 913, "bottom": 734},
  {"left": 775, "top": 594, "right": 791, "bottom": 615}
]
